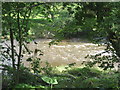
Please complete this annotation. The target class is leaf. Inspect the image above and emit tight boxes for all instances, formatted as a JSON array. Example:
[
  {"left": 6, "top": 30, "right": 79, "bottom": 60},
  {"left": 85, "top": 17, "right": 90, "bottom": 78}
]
[
  {"left": 39, "top": 53, "right": 43, "bottom": 56},
  {"left": 34, "top": 49, "right": 42, "bottom": 54},
  {"left": 34, "top": 41, "right": 38, "bottom": 44},
  {"left": 51, "top": 78, "right": 58, "bottom": 85},
  {"left": 41, "top": 76, "right": 58, "bottom": 85},
  {"left": 68, "top": 62, "right": 76, "bottom": 67},
  {"left": 26, "top": 58, "right": 32, "bottom": 62},
  {"left": 35, "top": 85, "right": 46, "bottom": 88}
]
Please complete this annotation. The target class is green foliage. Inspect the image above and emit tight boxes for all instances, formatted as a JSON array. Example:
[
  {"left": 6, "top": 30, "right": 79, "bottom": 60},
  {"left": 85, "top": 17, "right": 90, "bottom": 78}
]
[
  {"left": 79, "top": 77, "right": 100, "bottom": 88},
  {"left": 54, "top": 67, "right": 119, "bottom": 88},
  {"left": 3, "top": 65, "right": 119, "bottom": 88},
  {"left": 15, "top": 84, "right": 35, "bottom": 88},
  {"left": 2, "top": 65, "right": 30, "bottom": 88},
  {"left": 67, "top": 67, "right": 101, "bottom": 77},
  {"left": 29, "top": 3, "right": 72, "bottom": 39},
  {"left": 25, "top": 45, "right": 43, "bottom": 73},
  {"left": 84, "top": 41, "right": 119, "bottom": 70},
  {"left": 41, "top": 76, "right": 58, "bottom": 85},
  {"left": 2, "top": 65, "right": 39, "bottom": 87},
  {"left": 2, "top": 2, "right": 38, "bottom": 85},
  {"left": 15, "top": 84, "right": 49, "bottom": 89},
  {"left": 40, "top": 62, "right": 54, "bottom": 74},
  {"left": 35, "top": 85, "right": 47, "bottom": 89},
  {"left": 18, "top": 65, "right": 38, "bottom": 85},
  {"left": 2, "top": 66, "right": 14, "bottom": 88},
  {"left": 30, "top": 58, "right": 41, "bottom": 74},
  {"left": 2, "top": 2, "right": 120, "bottom": 89},
  {"left": 99, "top": 74, "right": 118, "bottom": 88}
]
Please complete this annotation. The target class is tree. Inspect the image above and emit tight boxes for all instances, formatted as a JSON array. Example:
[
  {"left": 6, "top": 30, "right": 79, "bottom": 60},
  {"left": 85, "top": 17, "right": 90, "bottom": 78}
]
[
  {"left": 63, "top": 2, "right": 120, "bottom": 68},
  {"left": 2, "top": 2, "right": 44, "bottom": 84}
]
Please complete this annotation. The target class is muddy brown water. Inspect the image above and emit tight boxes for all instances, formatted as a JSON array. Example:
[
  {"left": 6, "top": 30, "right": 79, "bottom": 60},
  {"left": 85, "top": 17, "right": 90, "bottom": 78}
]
[
  {"left": 21, "top": 38, "right": 107, "bottom": 68},
  {"left": 1, "top": 38, "right": 119, "bottom": 70}
]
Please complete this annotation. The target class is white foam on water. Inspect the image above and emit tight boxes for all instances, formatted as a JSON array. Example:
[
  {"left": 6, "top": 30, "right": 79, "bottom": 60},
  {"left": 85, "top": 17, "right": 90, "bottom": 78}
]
[{"left": 1, "top": 39, "right": 107, "bottom": 67}]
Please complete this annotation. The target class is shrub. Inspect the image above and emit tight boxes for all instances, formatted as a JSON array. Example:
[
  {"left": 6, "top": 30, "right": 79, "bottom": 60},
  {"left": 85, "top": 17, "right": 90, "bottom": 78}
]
[{"left": 67, "top": 67, "right": 101, "bottom": 77}]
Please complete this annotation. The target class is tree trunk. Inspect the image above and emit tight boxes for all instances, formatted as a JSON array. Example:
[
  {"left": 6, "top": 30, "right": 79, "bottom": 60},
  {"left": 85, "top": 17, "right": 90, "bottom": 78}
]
[
  {"left": 9, "top": 13, "right": 15, "bottom": 69},
  {"left": 9, "top": 13, "right": 18, "bottom": 85},
  {"left": 16, "top": 9, "right": 22, "bottom": 84}
]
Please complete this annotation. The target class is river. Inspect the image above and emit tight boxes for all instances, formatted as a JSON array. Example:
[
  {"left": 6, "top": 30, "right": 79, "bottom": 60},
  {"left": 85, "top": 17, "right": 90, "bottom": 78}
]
[
  {"left": 1, "top": 38, "right": 119, "bottom": 71},
  {"left": 22, "top": 38, "right": 107, "bottom": 67}
]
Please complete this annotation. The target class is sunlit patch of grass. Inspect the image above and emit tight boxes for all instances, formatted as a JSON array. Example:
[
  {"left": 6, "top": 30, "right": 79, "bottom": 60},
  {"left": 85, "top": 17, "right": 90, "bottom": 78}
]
[{"left": 55, "top": 65, "right": 87, "bottom": 73}]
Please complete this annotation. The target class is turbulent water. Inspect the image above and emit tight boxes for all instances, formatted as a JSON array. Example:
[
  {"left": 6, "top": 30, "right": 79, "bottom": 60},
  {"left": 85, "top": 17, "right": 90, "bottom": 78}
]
[
  {"left": 22, "top": 38, "right": 106, "bottom": 67},
  {"left": 1, "top": 38, "right": 119, "bottom": 71}
]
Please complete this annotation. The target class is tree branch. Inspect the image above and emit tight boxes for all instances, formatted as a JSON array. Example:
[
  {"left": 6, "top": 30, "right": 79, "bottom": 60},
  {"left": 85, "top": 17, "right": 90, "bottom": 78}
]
[{"left": 9, "top": 13, "right": 15, "bottom": 69}]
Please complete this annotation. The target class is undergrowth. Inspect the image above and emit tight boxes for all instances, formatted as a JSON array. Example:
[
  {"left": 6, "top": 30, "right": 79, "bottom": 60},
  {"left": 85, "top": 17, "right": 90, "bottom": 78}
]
[{"left": 3, "top": 65, "right": 120, "bottom": 89}]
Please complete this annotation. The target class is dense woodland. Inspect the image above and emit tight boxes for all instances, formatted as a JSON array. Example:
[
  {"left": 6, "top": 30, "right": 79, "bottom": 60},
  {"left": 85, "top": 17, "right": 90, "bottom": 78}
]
[{"left": 1, "top": 2, "right": 120, "bottom": 89}]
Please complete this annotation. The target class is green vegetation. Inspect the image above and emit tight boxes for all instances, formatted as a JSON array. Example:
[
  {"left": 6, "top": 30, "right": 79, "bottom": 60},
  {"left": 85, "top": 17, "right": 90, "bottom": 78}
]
[
  {"left": 1, "top": 2, "right": 120, "bottom": 89},
  {"left": 3, "top": 65, "right": 119, "bottom": 89}
]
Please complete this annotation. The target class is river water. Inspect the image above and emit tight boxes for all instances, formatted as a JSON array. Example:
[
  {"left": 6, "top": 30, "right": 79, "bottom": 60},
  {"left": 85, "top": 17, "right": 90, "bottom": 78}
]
[
  {"left": 1, "top": 38, "right": 119, "bottom": 71},
  {"left": 22, "top": 38, "right": 107, "bottom": 68}
]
